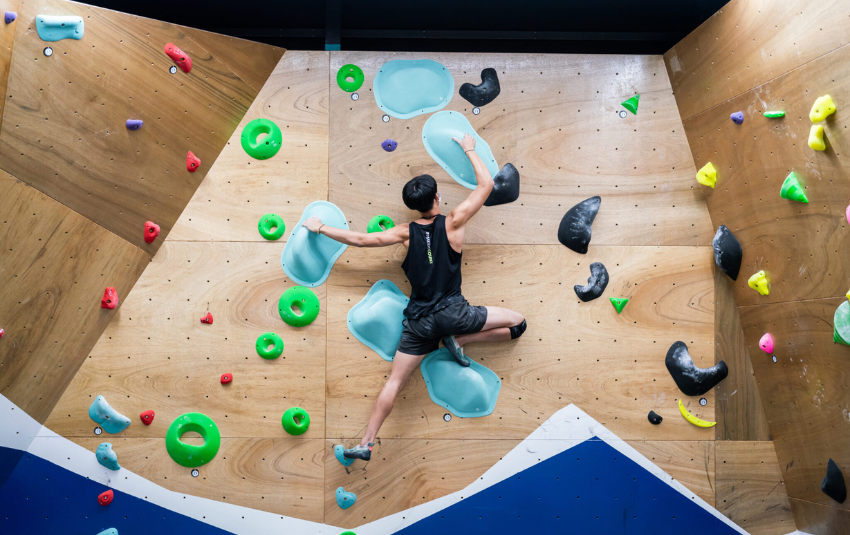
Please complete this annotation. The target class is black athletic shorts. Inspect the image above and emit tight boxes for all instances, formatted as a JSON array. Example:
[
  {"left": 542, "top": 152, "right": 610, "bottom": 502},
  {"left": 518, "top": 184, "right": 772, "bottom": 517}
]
[{"left": 397, "top": 300, "right": 488, "bottom": 356}]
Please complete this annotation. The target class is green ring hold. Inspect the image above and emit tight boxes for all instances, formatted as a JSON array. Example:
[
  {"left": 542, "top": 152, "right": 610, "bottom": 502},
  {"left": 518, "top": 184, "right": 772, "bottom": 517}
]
[
  {"left": 366, "top": 215, "right": 395, "bottom": 233},
  {"left": 279, "top": 286, "right": 320, "bottom": 327},
  {"left": 281, "top": 407, "right": 310, "bottom": 435},
  {"left": 258, "top": 213, "right": 285, "bottom": 240},
  {"left": 337, "top": 64, "right": 364, "bottom": 92},
  {"left": 165, "top": 413, "right": 221, "bottom": 468},
  {"left": 241, "top": 118, "right": 282, "bottom": 160},
  {"left": 256, "top": 332, "right": 284, "bottom": 359}
]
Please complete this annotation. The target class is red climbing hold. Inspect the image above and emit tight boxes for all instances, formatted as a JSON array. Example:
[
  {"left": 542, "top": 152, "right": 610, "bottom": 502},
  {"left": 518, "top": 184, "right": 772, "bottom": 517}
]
[
  {"left": 200, "top": 313, "right": 213, "bottom": 324},
  {"left": 186, "top": 151, "right": 200, "bottom": 172},
  {"left": 220, "top": 373, "right": 233, "bottom": 384},
  {"left": 144, "top": 221, "right": 160, "bottom": 244},
  {"left": 164, "top": 43, "right": 192, "bottom": 73},
  {"left": 0, "top": 328, "right": 4, "bottom": 338},
  {"left": 101, "top": 287, "right": 118, "bottom": 309},
  {"left": 140, "top": 410, "right": 155, "bottom": 425},
  {"left": 98, "top": 489, "right": 114, "bottom": 506}
]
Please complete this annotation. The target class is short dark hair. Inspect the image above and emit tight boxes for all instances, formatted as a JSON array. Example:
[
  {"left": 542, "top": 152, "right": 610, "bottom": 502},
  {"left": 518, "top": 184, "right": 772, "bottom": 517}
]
[{"left": 402, "top": 174, "right": 438, "bottom": 212}]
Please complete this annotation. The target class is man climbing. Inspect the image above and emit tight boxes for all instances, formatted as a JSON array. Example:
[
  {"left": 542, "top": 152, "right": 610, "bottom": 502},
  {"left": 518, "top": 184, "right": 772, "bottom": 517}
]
[{"left": 302, "top": 133, "right": 526, "bottom": 462}]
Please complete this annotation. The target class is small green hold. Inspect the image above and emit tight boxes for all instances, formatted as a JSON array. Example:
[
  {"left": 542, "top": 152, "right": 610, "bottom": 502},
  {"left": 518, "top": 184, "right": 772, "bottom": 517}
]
[
  {"left": 621, "top": 95, "right": 640, "bottom": 115},
  {"left": 340, "top": 532, "right": 357, "bottom": 535},
  {"left": 763, "top": 111, "right": 785, "bottom": 118},
  {"left": 366, "top": 215, "right": 395, "bottom": 233},
  {"left": 279, "top": 286, "right": 320, "bottom": 327},
  {"left": 241, "top": 118, "right": 282, "bottom": 160},
  {"left": 610, "top": 297, "right": 629, "bottom": 314},
  {"left": 337, "top": 64, "right": 364, "bottom": 92},
  {"left": 780, "top": 172, "right": 808, "bottom": 203},
  {"left": 834, "top": 301, "right": 850, "bottom": 346},
  {"left": 281, "top": 407, "right": 310, "bottom": 435},
  {"left": 258, "top": 213, "right": 286, "bottom": 240},
  {"left": 256, "top": 332, "right": 284, "bottom": 359}
]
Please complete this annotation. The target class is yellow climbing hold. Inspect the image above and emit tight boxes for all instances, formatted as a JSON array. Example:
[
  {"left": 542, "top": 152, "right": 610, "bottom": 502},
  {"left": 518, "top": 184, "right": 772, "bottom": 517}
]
[
  {"left": 748, "top": 270, "right": 770, "bottom": 296},
  {"left": 808, "top": 125, "right": 826, "bottom": 151},
  {"left": 678, "top": 399, "right": 716, "bottom": 428},
  {"left": 696, "top": 162, "right": 717, "bottom": 188},
  {"left": 809, "top": 95, "right": 836, "bottom": 123},
  {"left": 846, "top": 288, "right": 850, "bottom": 301}
]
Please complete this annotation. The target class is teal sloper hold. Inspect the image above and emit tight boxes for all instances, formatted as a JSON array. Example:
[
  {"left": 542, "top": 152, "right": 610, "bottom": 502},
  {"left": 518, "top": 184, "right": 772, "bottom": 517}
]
[
  {"left": 834, "top": 301, "right": 850, "bottom": 346},
  {"left": 621, "top": 94, "right": 640, "bottom": 115},
  {"left": 334, "top": 444, "right": 354, "bottom": 467},
  {"left": 89, "top": 395, "right": 131, "bottom": 434},
  {"left": 373, "top": 59, "right": 453, "bottom": 119},
  {"left": 97, "top": 530, "right": 119, "bottom": 535},
  {"left": 281, "top": 201, "right": 348, "bottom": 287},
  {"left": 96, "top": 442, "right": 120, "bottom": 471},
  {"left": 420, "top": 348, "right": 501, "bottom": 418},
  {"left": 35, "top": 15, "right": 84, "bottom": 41},
  {"left": 422, "top": 110, "right": 500, "bottom": 190},
  {"left": 347, "top": 279, "right": 409, "bottom": 361},
  {"left": 336, "top": 486, "right": 357, "bottom": 509}
]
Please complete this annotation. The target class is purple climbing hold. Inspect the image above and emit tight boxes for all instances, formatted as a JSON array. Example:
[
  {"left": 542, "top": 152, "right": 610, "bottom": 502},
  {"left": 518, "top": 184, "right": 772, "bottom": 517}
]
[
  {"left": 126, "top": 119, "right": 143, "bottom": 131},
  {"left": 730, "top": 111, "right": 744, "bottom": 125},
  {"left": 381, "top": 139, "right": 398, "bottom": 152},
  {"left": 5, "top": 12, "right": 16, "bottom": 24}
]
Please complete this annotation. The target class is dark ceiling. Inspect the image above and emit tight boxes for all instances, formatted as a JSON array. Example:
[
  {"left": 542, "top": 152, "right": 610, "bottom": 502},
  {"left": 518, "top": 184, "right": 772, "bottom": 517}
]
[{"left": 82, "top": 0, "right": 729, "bottom": 54}]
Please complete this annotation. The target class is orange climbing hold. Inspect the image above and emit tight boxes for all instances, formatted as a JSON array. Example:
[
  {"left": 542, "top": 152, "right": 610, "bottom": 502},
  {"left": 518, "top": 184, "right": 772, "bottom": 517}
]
[
  {"left": 140, "top": 409, "right": 155, "bottom": 425},
  {"left": 187, "top": 151, "right": 200, "bottom": 172},
  {"left": 98, "top": 489, "right": 114, "bottom": 506},
  {"left": 101, "top": 287, "right": 118, "bottom": 309},
  {"left": 201, "top": 313, "right": 213, "bottom": 324},
  {"left": 164, "top": 43, "right": 192, "bottom": 73},
  {"left": 144, "top": 221, "right": 160, "bottom": 244}
]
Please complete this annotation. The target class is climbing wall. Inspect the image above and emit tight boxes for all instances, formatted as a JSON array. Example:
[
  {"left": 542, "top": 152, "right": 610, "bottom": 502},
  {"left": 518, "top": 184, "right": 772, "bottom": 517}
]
[{"left": 664, "top": 0, "right": 850, "bottom": 533}]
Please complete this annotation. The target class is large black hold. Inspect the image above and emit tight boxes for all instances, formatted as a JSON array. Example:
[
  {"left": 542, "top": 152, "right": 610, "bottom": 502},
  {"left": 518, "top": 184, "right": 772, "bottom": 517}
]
[
  {"left": 574, "top": 262, "right": 609, "bottom": 302},
  {"left": 712, "top": 225, "right": 743, "bottom": 280},
  {"left": 665, "top": 341, "right": 728, "bottom": 396},
  {"left": 558, "top": 196, "right": 601, "bottom": 254},
  {"left": 484, "top": 163, "right": 520, "bottom": 207},
  {"left": 459, "top": 68, "right": 501, "bottom": 107},
  {"left": 822, "top": 458, "right": 847, "bottom": 503}
]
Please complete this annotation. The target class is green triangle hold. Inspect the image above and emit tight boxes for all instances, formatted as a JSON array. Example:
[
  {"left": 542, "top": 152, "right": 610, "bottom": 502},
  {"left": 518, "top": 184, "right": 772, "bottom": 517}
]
[
  {"left": 621, "top": 95, "right": 640, "bottom": 115},
  {"left": 834, "top": 301, "right": 850, "bottom": 346},
  {"left": 780, "top": 171, "right": 808, "bottom": 203},
  {"left": 610, "top": 297, "right": 629, "bottom": 314}
]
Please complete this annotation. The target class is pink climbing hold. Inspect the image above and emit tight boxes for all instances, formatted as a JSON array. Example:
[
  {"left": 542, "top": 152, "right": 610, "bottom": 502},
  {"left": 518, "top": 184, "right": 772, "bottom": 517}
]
[
  {"left": 759, "top": 333, "right": 774, "bottom": 353},
  {"left": 164, "top": 43, "right": 192, "bottom": 73},
  {"left": 0, "top": 328, "right": 4, "bottom": 338},
  {"left": 846, "top": 204, "right": 850, "bottom": 225},
  {"left": 144, "top": 221, "right": 160, "bottom": 244},
  {"left": 98, "top": 489, "right": 114, "bottom": 506},
  {"left": 140, "top": 409, "right": 155, "bottom": 425},
  {"left": 220, "top": 373, "right": 232, "bottom": 384},
  {"left": 101, "top": 287, "right": 118, "bottom": 309},
  {"left": 186, "top": 151, "right": 200, "bottom": 172},
  {"left": 201, "top": 313, "right": 213, "bottom": 324}
]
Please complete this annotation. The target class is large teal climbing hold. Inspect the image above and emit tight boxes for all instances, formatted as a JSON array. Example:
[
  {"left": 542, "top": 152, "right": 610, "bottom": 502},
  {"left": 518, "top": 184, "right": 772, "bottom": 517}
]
[
  {"left": 780, "top": 171, "right": 808, "bottom": 203},
  {"left": 420, "top": 348, "right": 501, "bottom": 418},
  {"left": 347, "top": 280, "right": 409, "bottom": 361},
  {"left": 241, "top": 118, "right": 282, "bottom": 160},
  {"left": 281, "top": 201, "right": 348, "bottom": 287},
  {"left": 334, "top": 444, "right": 354, "bottom": 466},
  {"left": 834, "top": 301, "right": 850, "bottom": 346},
  {"left": 165, "top": 413, "right": 221, "bottom": 468},
  {"left": 422, "top": 110, "right": 499, "bottom": 190},
  {"left": 336, "top": 486, "right": 357, "bottom": 509},
  {"left": 96, "top": 443, "right": 120, "bottom": 471},
  {"left": 373, "top": 59, "right": 453, "bottom": 119},
  {"left": 35, "top": 15, "right": 84, "bottom": 41},
  {"left": 96, "top": 529, "right": 119, "bottom": 535},
  {"left": 621, "top": 94, "right": 640, "bottom": 115},
  {"left": 88, "top": 395, "right": 131, "bottom": 434},
  {"left": 281, "top": 407, "right": 310, "bottom": 435},
  {"left": 279, "top": 286, "right": 320, "bottom": 327}
]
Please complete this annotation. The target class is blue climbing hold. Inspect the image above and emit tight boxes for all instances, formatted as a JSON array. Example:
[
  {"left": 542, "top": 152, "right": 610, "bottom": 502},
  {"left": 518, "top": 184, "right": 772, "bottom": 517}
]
[
  {"left": 336, "top": 486, "right": 357, "bottom": 509},
  {"left": 35, "top": 15, "right": 84, "bottom": 41},
  {"left": 95, "top": 443, "right": 120, "bottom": 471},
  {"left": 373, "top": 59, "right": 453, "bottom": 119},
  {"left": 5, "top": 11, "right": 16, "bottom": 24},
  {"left": 420, "top": 348, "right": 501, "bottom": 417},
  {"left": 281, "top": 201, "right": 348, "bottom": 287},
  {"left": 381, "top": 139, "right": 398, "bottom": 152},
  {"left": 422, "top": 110, "right": 499, "bottom": 190},
  {"left": 730, "top": 111, "right": 744, "bottom": 124},
  {"left": 334, "top": 445, "right": 354, "bottom": 467},
  {"left": 97, "top": 530, "right": 119, "bottom": 535},
  {"left": 347, "top": 279, "right": 409, "bottom": 362},
  {"left": 126, "top": 119, "right": 143, "bottom": 130},
  {"left": 89, "top": 395, "right": 131, "bottom": 434}
]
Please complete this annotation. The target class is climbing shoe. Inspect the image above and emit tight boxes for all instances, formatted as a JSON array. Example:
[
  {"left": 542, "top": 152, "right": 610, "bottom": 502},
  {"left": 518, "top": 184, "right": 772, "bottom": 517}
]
[
  {"left": 442, "top": 335, "right": 470, "bottom": 367},
  {"left": 343, "top": 442, "right": 375, "bottom": 461}
]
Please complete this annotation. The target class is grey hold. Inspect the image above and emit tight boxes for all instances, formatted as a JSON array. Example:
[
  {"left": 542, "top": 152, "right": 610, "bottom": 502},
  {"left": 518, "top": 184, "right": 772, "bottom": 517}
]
[
  {"left": 459, "top": 68, "right": 501, "bottom": 107},
  {"left": 712, "top": 225, "right": 742, "bottom": 280},
  {"left": 665, "top": 341, "right": 728, "bottom": 396},
  {"left": 558, "top": 196, "right": 601, "bottom": 254},
  {"left": 484, "top": 163, "right": 520, "bottom": 207},
  {"left": 822, "top": 458, "right": 847, "bottom": 503},
  {"left": 574, "top": 262, "right": 609, "bottom": 302}
]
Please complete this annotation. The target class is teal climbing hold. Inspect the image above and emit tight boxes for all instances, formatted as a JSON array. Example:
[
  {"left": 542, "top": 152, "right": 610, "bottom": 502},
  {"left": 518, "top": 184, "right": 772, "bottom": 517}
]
[
  {"left": 256, "top": 332, "right": 284, "bottom": 359},
  {"left": 422, "top": 110, "right": 500, "bottom": 190},
  {"left": 96, "top": 442, "right": 120, "bottom": 471},
  {"left": 88, "top": 395, "right": 131, "bottom": 434},
  {"left": 96, "top": 529, "right": 118, "bottom": 535},
  {"left": 35, "top": 15, "right": 84, "bottom": 41},
  {"left": 281, "top": 407, "right": 310, "bottom": 435},
  {"left": 610, "top": 297, "right": 629, "bottom": 314},
  {"left": 373, "top": 59, "right": 453, "bottom": 119},
  {"left": 241, "top": 118, "right": 282, "bottom": 160},
  {"left": 834, "top": 301, "right": 850, "bottom": 346},
  {"left": 336, "top": 486, "right": 357, "bottom": 509},
  {"left": 281, "top": 201, "right": 348, "bottom": 287},
  {"left": 334, "top": 444, "right": 354, "bottom": 466},
  {"left": 621, "top": 94, "right": 640, "bottom": 115},
  {"left": 347, "top": 279, "right": 409, "bottom": 361},
  {"left": 780, "top": 172, "right": 808, "bottom": 203},
  {"left": 279, "top": 286, "right": 320, "bottom": 327},
  {"left": 420, "top": 348, "right": 501, "bottom": 418},
  {"left": 367, "top": 215, "right": 395, "bottom": 233}
]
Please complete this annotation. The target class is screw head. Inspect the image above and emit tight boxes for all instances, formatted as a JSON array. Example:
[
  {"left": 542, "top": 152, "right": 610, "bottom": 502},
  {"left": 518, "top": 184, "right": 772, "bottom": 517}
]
[{"left": 43, "top": 47, "right": 53, "bottom": 57}]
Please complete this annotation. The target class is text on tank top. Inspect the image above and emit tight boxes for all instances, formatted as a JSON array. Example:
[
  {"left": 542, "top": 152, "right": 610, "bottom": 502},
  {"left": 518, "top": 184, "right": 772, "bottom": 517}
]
[{"left": 401, "top": 215, "right": 463, "bottom": 319}]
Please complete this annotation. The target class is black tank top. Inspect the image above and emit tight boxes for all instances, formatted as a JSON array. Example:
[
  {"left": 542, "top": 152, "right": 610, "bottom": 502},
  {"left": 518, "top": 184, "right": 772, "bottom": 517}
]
[{"left": 401, "top": 215, "right": 463, "bottom": 319}]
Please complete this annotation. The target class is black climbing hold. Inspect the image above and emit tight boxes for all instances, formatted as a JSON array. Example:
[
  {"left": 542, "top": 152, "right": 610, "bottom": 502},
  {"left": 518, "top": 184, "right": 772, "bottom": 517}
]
[
  {"left": 712, "top": 225, "right": 742, "bottom": 281},
  {"left": 484, "top": 163, "right": 520, "bottom": 207},
  {"left": 822, "top": 458, "right": 847, "bottom": 503},
  {"left": 665, "top": 341, "right": 728, "bottom": 396},
  {"left": 574, "top": 262, "right": 609, "bottom": 302},
  {"left": 558, "top": 196, "right": 601, "bottom": 254},
  {"left": 459, "top": 68, "right": 501, "bottom": 107},
  {"left": 647, "top": 411, "right": 662, "bottom": 425}
]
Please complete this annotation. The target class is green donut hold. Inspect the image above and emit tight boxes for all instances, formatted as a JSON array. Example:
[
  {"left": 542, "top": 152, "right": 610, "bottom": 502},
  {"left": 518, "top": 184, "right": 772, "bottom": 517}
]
[
  {"left": 256, "top": 332, "right": 284, "bottom": 359},
  {"left": 165, "top": 413, "right": 221, "bottom": 468},
  {"left": 367, "top": 215, "right": 395, "bottom": 233},
  {"left": 281, "top": 407, "right": 310, "bottom": 435},
  {"left": 241, "top": 118, "right": 282, "bottom": 160},
  {"left": 279, "top": 286, "right": 320, "bottom": 327},
  {"left": 337, "top": 64, "right": 364, "bottom": 92},
  {"left": 258, "top": 213, "right": 285, "bottom": 240}
]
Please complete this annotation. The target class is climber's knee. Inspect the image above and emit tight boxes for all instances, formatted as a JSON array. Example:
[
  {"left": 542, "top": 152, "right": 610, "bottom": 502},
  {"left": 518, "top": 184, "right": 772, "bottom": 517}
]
[{"left": 509, "top": 319, "right": 527, "bottom": 340}]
